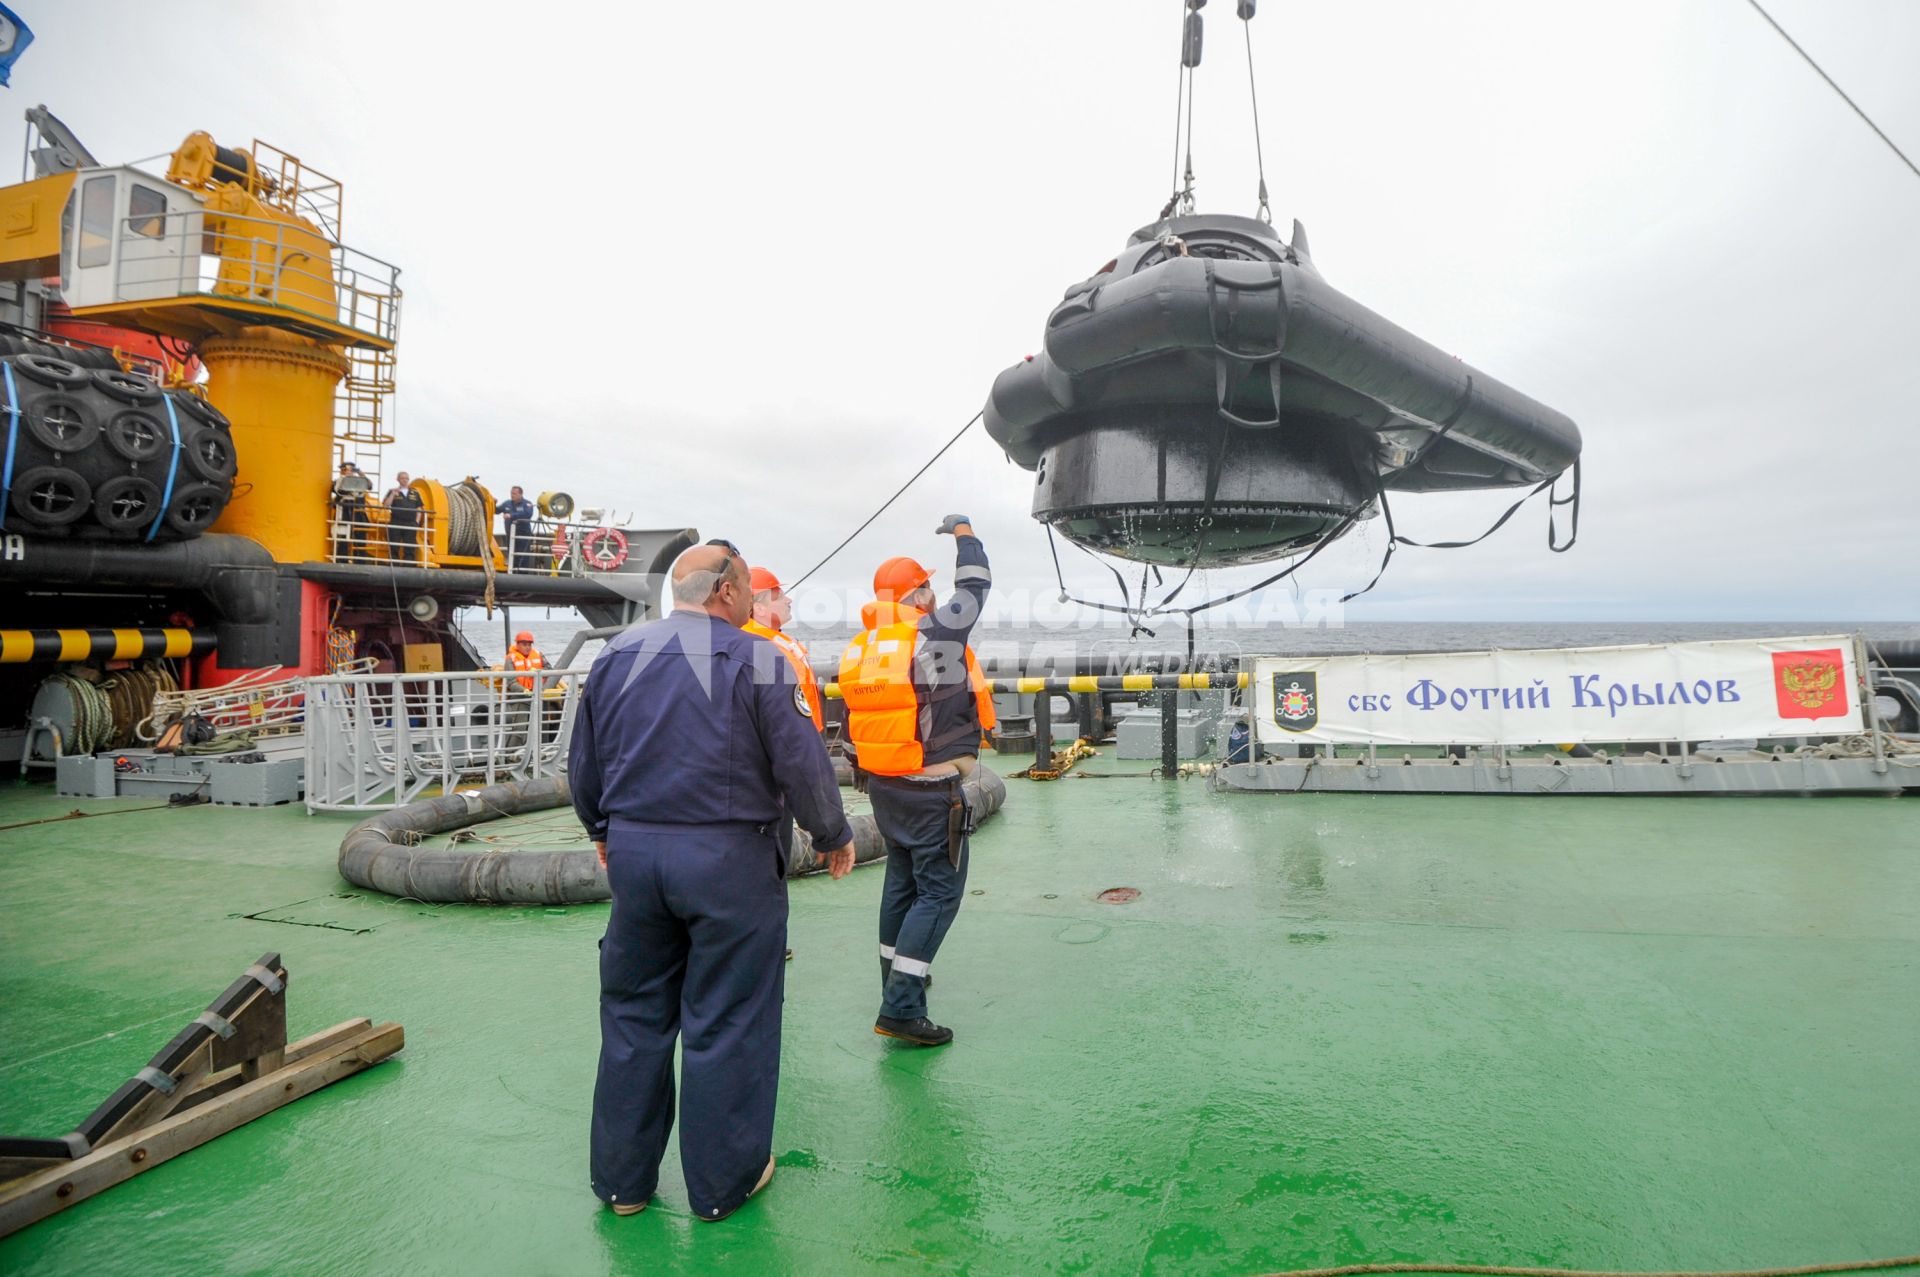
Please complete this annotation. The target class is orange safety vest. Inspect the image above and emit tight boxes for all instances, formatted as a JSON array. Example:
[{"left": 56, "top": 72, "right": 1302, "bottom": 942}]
[
  {"left": 506, "top": 647, "right": 545, "bottom": 692},
  {"left": 840, "top": 601, "right": 994, "bottom": 776},
  {"left": 970, "top": 651, "right": 998, "bottom": 733},
  {"left": 744, "top": 619, "right": 824, "bottom": 730}
]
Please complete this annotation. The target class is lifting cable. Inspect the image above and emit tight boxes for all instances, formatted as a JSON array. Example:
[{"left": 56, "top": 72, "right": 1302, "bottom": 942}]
[
  {"left": 1240, "top": 1, "right": 1272, "bottom": 223},
  {"left": 787, "top": 411, "right": 982, "bottom": 591},
  {"left": 1160, "top": 1, "right": 1272, "bottom": 223},
  {"left": 1744, "top": 0, "right": 1920, "bottom": 183},
  {"left": 1165, "top": 0, "right": 1189, "bottom": 211},
  {"left": 1160, "top": 0, "right": 1204, "bottom": 220}
]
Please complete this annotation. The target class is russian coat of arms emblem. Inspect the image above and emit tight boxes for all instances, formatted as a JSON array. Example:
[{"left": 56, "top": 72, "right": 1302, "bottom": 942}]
[{"left": 1771, "top": 649, "right": 1847, "bottom": 721}]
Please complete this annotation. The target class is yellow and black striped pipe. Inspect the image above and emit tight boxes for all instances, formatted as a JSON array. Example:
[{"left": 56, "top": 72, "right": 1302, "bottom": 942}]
[
  {"left": 0, "top": 628, "right": 206, "bottom": 664},
  {"left": 822, "top": 672, "right": 1248, "bottom": 699}
]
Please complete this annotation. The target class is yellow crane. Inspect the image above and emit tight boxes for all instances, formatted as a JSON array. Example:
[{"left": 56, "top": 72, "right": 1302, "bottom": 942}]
[{"left": 0, "top": 120, "right": 414, "bottom": 564}]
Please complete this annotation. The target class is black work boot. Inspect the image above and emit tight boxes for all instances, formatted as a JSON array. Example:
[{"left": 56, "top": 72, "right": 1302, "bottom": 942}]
[{"left": 874, "top": 1015, "right": 953, "bottom": 1047}]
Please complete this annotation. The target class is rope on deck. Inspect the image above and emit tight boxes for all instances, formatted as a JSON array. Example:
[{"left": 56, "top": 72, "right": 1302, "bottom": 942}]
[{"left": 1258, "top": 1255, "right": 1920, "bottom": 1277}]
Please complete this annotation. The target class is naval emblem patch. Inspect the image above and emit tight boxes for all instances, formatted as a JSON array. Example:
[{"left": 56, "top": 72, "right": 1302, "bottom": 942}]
[
  {"left": 795, "top": 684, "right": 814, "bottom": 718},
  {"left": 1272, "top": 672, "right": 1318, "bottom": 732},
  {"left": 1772, "top": 648, "right": 1846, "bottom": 721}
]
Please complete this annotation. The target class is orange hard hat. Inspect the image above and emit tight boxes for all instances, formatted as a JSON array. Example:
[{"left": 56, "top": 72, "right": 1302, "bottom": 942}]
[
  {"left": 514, "top": 631, "right": 534, "bottom": 643},
  {"left": 873, "top": 556, "right": 934, "bottom": 600},
  {"left": 748, "top": 566, "right": 781, "bottom": 594}
]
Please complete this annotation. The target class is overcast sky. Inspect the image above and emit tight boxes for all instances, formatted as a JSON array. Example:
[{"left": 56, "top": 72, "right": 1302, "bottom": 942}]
[{"left": 14, "top": 1, "right": 1918, "bottom": 622}]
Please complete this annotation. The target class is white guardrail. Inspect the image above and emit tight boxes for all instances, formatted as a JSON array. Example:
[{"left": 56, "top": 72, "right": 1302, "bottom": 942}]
[{"left": 304, "top": 667, "right": 585, "bottom": 812}]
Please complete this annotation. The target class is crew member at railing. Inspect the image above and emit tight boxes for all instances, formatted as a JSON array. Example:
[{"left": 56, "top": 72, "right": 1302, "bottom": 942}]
[
  {"left": 496, "top": 485, "right": 537, "bottom": 572},
  {"left": 505, "top": 630, "right": 546, "bottom": 691},
  {"left": 331, "top": 461, "right": 372, "bottom": 561},
  {"left": 384, "top": 471, "right": 424, "bottom": 563}
]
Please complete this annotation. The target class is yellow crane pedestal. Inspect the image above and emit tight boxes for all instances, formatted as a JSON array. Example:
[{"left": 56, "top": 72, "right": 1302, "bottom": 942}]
[{"left": 203, "top": 327, "right": 348, "bottom": 564}]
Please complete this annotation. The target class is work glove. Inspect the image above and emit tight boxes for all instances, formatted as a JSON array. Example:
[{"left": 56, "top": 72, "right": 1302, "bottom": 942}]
[{"left": 934, "top": 514, "right": 972, "bottom": 535}]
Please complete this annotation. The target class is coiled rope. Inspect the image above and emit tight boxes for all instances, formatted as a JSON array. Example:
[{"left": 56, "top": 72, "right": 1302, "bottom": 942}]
[
  {"left": 46, "top": 672, "right": 113, "bottom": 755},
  {"left": 1795, "top": 731, "right": 1920, "bottom": 762},
  {"left": 47, "top": 661, "right": 181, "bottom": 753},
  {"left": 446, "top": 481, "right": 490, "bottom": 558}
]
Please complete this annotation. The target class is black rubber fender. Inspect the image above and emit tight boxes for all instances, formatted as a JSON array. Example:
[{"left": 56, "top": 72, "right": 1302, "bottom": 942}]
[
  {"left": 105, "top": 409, "right": 168, "bottom": 463},
  {"left": 164, "top": 482, "right": 226, "bottom": 536},
  {"left": 23, "top": 391, "right": 99, "bottom": 454},
  {"left": 174, "top": 392, "right": 231, "bottom": 433},
  {"left": 182, "top": 424, "right": 237, "bottom": 482},
  {"left": 91, "top": 367, "right": 163, "bottom": 406},
  {"left": 7, "top": 465, "right": 92, "bottom": 527},
  {"left": 9, "top": 353, "right": 90, "bottom": 390},
  {"left": 91, "top": 475, "right": 163, "bottom": 533},
  {"left": 0, "top": 358, "right": 229, "bottom": 541}
]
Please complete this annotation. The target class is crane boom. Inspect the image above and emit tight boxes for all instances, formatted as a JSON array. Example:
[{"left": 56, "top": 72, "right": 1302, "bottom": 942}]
[{"left": 24, "top": 103, "right": 97, "bottom": 173}]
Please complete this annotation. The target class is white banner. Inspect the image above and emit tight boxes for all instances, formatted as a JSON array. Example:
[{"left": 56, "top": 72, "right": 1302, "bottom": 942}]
[{"left": 1252, "top": 635, "right": 1866, "bottom": 747}]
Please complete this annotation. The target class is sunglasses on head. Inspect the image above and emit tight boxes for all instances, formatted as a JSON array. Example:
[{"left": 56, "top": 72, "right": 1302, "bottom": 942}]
[{"left": 703, "top": 539, "right": 743, "bottom": 596}]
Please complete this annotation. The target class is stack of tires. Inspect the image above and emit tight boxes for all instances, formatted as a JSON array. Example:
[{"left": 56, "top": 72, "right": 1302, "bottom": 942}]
[{"left": 0, "top": 349, "right": 236, "bottom": 541}]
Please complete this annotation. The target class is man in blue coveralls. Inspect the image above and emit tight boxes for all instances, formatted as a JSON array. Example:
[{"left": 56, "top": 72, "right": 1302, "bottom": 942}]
[{"left": 570, "top": 540, "right": 857, "bottom": 1221}]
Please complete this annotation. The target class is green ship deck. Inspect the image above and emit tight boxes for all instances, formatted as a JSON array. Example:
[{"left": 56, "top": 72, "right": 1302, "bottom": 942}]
[{"left": 1, "top": 758, "right": 1915, "bottom": 1275}]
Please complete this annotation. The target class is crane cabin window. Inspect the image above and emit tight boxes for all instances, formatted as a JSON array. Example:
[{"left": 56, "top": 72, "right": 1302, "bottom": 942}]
[
  {"left": 77, "top": 174, "right": 114, "bottom": 268},
  {"left": 129, "top": 184, "right": 167, "bottom": 239}
]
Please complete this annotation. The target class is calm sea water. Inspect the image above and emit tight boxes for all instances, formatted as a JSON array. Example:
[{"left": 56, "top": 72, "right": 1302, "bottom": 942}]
[{"left": 461, "top": 614, "right": 1920, "bottom": 670}]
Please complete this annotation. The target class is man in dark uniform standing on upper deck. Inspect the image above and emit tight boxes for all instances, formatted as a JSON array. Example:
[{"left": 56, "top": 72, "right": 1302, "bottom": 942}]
[
  {"left": 570, "top": 540, "right": 857, "bottom": 1221},
  {"left": 496, "top": 485, "right": 538, "bottom": 572}
]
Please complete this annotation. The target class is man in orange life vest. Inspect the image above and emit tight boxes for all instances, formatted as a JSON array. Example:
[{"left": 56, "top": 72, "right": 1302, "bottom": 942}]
[
  {"left": 839, "top": 514, "right": 994, "bottom": 1047},
  {"left": 505, "top": 630, "right": 546, "bottom": 691},
  {"left": 743, "top": 566, "right": 825, "bottom": 891},
  {"left": 742, "top": 567, "right": 824, "bottom": 728}
]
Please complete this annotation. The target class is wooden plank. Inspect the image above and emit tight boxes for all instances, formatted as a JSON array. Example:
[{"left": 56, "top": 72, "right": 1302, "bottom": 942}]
[
  {"left": 281, "top": 1018, "right": 375, "bottom": 1065},
  {"left": 170, "top": 1019, "right": 375, "bottom": 1119},
  {"left": 0, "top": 1021, "right": 403, "bottom": 1238},
  {"left": 240, "top": 1049, "right": 284, "bottom": 1083},
  {"left": 0, "top": 1021, "right": 379, "bottom": 1190}
]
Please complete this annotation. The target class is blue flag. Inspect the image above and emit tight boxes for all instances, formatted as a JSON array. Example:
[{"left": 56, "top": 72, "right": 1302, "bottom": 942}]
[{"left": 0, "top": 4, "right": 34, "bottom": 88}]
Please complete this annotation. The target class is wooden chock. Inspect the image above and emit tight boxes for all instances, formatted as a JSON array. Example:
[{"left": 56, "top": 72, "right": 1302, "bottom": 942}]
[{"left": 0, "top": 952, "right": 404, "bottom": 1237}]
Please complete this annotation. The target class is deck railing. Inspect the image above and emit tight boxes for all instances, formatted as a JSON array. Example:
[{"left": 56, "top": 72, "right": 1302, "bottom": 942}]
[
  {"left": 304, "top": 667, "right": 584, "bottom": 811},
  {"left": 107, "top": 208, "right": 400, "bottom": 345},
  {"left": 326, "top": 499, "right": 436, "bottom": 565}
]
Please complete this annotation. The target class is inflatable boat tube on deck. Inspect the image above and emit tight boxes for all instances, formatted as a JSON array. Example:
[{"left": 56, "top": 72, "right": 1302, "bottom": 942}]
[
  {"left": 337, "top": 768, "right": 1009, "bottom": 902},
  {"left": 787, "top": 766, "right": 1008, "bottom": 878}
]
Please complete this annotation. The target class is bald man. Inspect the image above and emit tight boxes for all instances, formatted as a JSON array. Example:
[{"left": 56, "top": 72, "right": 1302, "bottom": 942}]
[{"left": 570, "top": 539, "right": 857, "bottom": 1222}]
